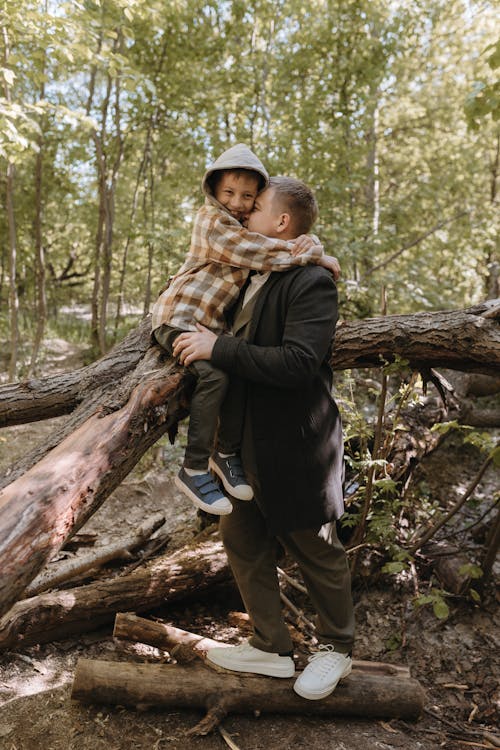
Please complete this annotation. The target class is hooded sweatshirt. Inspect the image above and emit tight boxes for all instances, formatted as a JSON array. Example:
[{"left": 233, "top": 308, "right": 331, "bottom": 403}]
[{"left": 151, "top": 143, "right": 323, "bottom": 335}]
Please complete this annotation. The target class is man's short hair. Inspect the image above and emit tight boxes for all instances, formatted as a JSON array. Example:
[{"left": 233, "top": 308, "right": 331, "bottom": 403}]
[
  {"left": 269, "top": 176, "right": 319, "bottom": 235},
  {"left": 207, "top": 168, "right": 266, "bottom": 193}
]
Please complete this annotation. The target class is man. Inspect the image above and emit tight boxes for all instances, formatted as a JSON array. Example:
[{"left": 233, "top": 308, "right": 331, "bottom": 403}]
[{"left": 173, "top": 176, "right": 354, "bottom": 700}]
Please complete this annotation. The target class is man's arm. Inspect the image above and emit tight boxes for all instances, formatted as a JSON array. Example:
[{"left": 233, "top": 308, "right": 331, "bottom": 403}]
[
  {"left": 173, "top": 267, "right": 338, "bottom": 389},
  {"left": 199, "top": 206, "right": 324, "bottom": 271}
]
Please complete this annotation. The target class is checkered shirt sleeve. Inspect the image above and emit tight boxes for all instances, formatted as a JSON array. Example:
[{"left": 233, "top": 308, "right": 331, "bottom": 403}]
[{"left": 151, "top": 205, "right": 323, "bottom": 335}]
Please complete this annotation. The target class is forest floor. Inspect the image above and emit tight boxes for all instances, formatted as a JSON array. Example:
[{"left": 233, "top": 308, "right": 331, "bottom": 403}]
[{"left": 0, "top": 338, "right": 498, "bottom": 750}]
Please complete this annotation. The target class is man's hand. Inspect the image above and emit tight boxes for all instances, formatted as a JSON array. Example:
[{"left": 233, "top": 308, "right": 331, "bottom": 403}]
[
  {"left": 318, "top": 254, "right": 341, "bottom": 281},
  {"left": 290, "top": 234, "right": 321, "bottom": 256},
  {"left": 172, "top": 324, "right": 218, "bottom": 365}
]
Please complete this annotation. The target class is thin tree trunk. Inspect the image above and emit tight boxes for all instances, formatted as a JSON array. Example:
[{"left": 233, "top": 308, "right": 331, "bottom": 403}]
[
  {"left": 2, "top": 23, "right": 19, "bottom": 382},
  {"left": 99, "top": 36, "right": 125, "bottom": 352},
  {"left": 6, "top": 160, "right": 18, "bottom": 382},
  {"left": 142, "top": 158, "right": 155, "bottom": 317},
  {"left": 28, "top": 51, "right": 48, "bottom": 377},
  {"left": 90, "top": 65, "right": 113, "bottom": 354},
  {"left": 114, "top": 130, "right": 150, "bottom": 332}
]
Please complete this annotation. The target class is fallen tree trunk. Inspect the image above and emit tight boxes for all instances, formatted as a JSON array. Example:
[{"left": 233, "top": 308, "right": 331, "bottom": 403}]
[
  {"left": 0, "top": 529, "right": 230, "bottom": 650},
  {"left": 1, "top": 301, "right": 499, "bottom": 431},
  {"left": 71, "top": 659, "right": 426, "bottom": 731},
  {"left": 0, "top": 319, "right": 151, "bottom": 428},
  {"left": 0, "top": 368, "right": 185, "bottom": 619}
]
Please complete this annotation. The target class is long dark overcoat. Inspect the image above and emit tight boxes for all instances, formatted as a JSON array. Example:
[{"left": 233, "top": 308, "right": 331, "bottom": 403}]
[{"left": 211, "top": 264, "right": 345, "bottom": 534}]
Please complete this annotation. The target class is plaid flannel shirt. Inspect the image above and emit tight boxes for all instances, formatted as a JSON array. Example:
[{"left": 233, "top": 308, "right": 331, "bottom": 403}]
[{"left": 151, "top": 203, "right": 323, "bottom": 335}]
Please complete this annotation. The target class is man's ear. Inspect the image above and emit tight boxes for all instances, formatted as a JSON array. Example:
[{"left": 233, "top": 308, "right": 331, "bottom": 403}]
[{"left": 276, "top": 212, "right": 291, "bottom": 234}]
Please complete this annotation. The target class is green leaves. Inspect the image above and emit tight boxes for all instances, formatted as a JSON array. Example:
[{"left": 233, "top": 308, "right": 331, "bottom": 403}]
[
  {"left": 415, "top": 590, "right": 450, "bottom": 620},
  {"left": 464, "top": 37, "right": 500, "bottom": 129}
]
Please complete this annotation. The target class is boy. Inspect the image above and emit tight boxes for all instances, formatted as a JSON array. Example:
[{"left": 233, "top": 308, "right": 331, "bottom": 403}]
[{"left": 152, "top": 144, "right": 329, "bottom": 516}]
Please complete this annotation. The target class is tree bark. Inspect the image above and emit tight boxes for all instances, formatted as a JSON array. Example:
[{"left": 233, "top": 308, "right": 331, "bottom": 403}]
[
  {"left": 1, "top": 300, "right": 499, "bottom": 430},
  {"left": 71, "top": 660, "right": 426, "bottom": 729},
  {"left": 0, "top": 529, "right": 230, "bottom": 649},
  {"left": 332, "top": 299, "right": 499, "bottom": 372},
  {"left": 0, "top": 365, "right": 188, "bottom": 619}
]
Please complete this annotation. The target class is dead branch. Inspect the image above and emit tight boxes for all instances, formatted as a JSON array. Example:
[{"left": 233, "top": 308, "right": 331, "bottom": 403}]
[
  {"left": 409, "top": 454, "right": 494, "bottom": 554},
  {"left": 24, "top": 513, "right": 166, "bottom": 597}
]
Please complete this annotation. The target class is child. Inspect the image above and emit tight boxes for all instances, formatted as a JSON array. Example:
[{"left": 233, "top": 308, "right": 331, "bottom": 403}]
[{"left": 152, "top": 144, "right": 325, "bottom": 516}]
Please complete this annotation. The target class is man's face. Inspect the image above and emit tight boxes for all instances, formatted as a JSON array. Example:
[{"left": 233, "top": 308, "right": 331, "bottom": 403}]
[
  {"left": 214, "top": 172, "right": 260, "bottom": 221},
  {"left": 246, "top": 187, "right": 280, "bottom": 237}
]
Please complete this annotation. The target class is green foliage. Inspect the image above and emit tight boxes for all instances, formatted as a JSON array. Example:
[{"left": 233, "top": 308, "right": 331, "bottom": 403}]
[
  {"left": 458, "top": 563, "right": 483, "bottom": 580},
  {"left": 465, "top": 38, "right": 500, "bottom": 129},
  {"left": 1, "top": 0, "right": 498, "bottom": 352},
  {"left": 415, "top": 589, "right": 450, "bottom": 620}
]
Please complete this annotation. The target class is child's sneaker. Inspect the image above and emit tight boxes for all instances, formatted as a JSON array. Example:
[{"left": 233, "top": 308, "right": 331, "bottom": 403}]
[
  {"left": 209, "top": 453, "right": 253, "bottom": 501},
  {"left": 175, "top": 467, "right": 232, "bottom": 515}
]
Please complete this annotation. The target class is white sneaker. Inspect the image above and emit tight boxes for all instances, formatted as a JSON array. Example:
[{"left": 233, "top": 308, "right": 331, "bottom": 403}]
[
  {"left": 293, "top": 644, "right": 352, "bottom": 700},
  {"left": 206, "top": 641, "right": 295, "bottom": 678}
]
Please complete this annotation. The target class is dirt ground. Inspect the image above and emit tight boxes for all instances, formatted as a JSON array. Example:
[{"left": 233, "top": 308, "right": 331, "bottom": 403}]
[{"left": 0, "top": 341, "right": 498, "bottom": 750}]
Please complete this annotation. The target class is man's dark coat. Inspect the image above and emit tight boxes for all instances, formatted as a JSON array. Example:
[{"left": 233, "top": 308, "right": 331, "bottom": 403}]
[{"left": 212, "top": 265, "right": 344, "bottom": 534}]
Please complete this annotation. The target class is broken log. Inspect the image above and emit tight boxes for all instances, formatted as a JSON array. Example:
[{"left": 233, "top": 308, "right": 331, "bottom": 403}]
[
  {"left": 113, "top": 612, "right": 220, "bottom": 663},
  {"left": 113, "top": 613, "right": 412, "bottom": 677},
  {"left": 70, "top": 659, "right": 426, "bottom": 729},
  {"left": 0, "top": 368, "right": 184, "bottom": 619},
  {"left": 0, "top": 529, "right": 230, "bottom": 651},
  {"left": 24, "top": 513, "right": 166, "bottom": 597}
]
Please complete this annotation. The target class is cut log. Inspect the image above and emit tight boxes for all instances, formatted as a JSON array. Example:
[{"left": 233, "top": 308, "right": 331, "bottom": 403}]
[
  {"left": 0, "top": 530, "right": 230, "bottom": 651},
  {"left": 113, "top": 613, "right": 412, "bottom": 677},
  {"left": 24, "top": 513, "right": 166, "bottom": 597},
  {"left": 70, "top": 659, "right": 426, "bottom": 731}
]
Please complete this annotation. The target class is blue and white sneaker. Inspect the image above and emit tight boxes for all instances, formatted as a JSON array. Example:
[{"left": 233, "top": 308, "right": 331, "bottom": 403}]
[
  {"left": 174, "top": 467, "right": 233, "bottom": 515},
  {"left": 209, "top": 453, "right": 253, "bottom": 501}
]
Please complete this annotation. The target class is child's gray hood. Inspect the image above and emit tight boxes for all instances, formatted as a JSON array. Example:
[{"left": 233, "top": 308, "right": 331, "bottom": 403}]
[{"left": 201, "top": 143, "right": 269, "bottom": 200}]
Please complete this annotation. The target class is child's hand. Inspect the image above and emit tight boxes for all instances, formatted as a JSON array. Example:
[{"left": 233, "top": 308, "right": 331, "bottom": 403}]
[
  {"left": 290, "top": 234, "right": 321, "bottom": 256},
  {"left": 318, "top": 254, "right": 341, "bottom": 280}
]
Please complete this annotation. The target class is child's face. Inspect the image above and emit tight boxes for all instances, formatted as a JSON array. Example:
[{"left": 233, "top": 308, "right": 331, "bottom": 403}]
[
  {"left": 214, "top": 172, "right": 260, "bottom": 221},
  {"left": 246, "top": 187, "right": 281, "bottom": 237}
]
